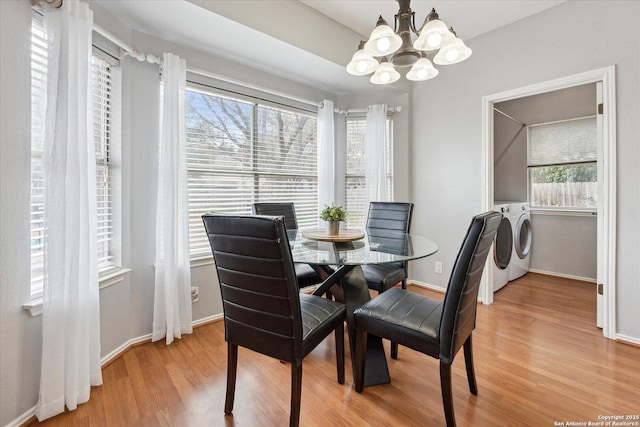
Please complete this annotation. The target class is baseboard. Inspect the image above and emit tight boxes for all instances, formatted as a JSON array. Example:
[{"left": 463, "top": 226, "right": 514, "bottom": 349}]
[
  {"left": 407, "top": 279, "right": 500, "bottom": 305},
  {"left": 100, "top": 333, "right": 152, "bottom": 367},
  {"left": 192, "top": 313, "right": 223, "bottom": 328},
  {"left": 616, "top": 334, "right": 640, "bottom": 347},
  {"left": 408, "top": 279, "right": 445, "bottom": 294},
  {"left": 527, "top": 268, "right": 596, "bottom": 284},
  {"left": 10, "top": 406, "right": 36, "bottom": 427}
]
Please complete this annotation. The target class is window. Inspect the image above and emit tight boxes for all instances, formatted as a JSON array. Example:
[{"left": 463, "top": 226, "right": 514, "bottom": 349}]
[
  {"left": 528, "top": 117, "right": 597, "bottom": 210},
  {"left": 344, "top": 116, "right": 393, "bottom": 228},
  {"left": 30, "top": 17, "right": 121, "bottom": 299},
  {"left": 186, "top": 85, "right": 318, "bottom": 257}
]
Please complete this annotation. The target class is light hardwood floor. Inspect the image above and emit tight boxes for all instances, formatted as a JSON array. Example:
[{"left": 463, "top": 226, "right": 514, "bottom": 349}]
[{"left": 30, "top": 273, "right": 640, "bottom": 426}]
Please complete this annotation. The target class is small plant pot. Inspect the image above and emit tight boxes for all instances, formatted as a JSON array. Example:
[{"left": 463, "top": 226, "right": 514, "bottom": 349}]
[{"left": 327, "top": 220, "right": 340, "bottom": 235}]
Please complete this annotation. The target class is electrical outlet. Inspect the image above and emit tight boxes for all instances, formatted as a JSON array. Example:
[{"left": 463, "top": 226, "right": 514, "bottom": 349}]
[
  {"left": 191, "top": 286, "right": 199, "bottom": 303},
  {"left": 435, "top": 262, "right": 443, "bottom": 274}
]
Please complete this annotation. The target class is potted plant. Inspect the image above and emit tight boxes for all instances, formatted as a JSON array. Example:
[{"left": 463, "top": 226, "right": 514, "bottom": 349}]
[{"left": 320, "top": 204, "right": 347, "bottom": 235}]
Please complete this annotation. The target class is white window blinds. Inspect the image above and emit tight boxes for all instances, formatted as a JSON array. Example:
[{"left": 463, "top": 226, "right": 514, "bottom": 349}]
[{"left": 186, "top": 86, "right": 318, "bottom": 257}]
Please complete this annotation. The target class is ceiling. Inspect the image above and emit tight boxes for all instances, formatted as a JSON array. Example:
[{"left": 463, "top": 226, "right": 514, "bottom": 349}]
[{"left": 94, "top": 0, "right": 565, "bottom": 94}]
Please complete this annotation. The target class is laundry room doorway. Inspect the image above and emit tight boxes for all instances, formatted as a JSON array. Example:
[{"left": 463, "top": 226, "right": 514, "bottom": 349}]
[{"left": 480, "top": 66, "right": 617, "bottom": 339}]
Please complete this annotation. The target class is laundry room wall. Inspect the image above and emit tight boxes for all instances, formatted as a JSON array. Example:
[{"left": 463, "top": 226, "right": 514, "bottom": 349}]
[
  {"left": 493, "top": 84, "right": 597, "bottom": 282},
  {"left": 494, "top": 111, "right": 527, "bottom": 202}
]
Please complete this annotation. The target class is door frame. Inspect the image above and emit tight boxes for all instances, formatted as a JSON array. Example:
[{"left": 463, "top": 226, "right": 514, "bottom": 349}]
[{"left": 480, "top": 66, "right": 617, "bottom": 339}]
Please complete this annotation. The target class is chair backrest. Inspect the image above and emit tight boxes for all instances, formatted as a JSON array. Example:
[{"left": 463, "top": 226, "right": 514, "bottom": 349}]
[
  {"left": 439, "top": 211, "right": 501, "bottom": 364},
  {"left": 253, "top": 202, "right": 298, "bottom": 230},
  {"left": 366, "top": 202, "right": 414, "bottom": 272},
  {"left": 366, "top": 202, "right": 414, "bottom": 232},
  {"left": 202, "top": 213, "right": 304, "bottom": 364}
]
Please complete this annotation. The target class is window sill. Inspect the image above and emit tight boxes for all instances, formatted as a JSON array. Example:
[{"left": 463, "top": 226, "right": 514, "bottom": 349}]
[
  {"left": 99, "top": 267, "right": 132, "bottom": 290},
  {"left": 23, "top": 267, "right": 131, "bottom": 317},
  {"left": 530, "top": 208, "right": 597, "bottom": 217}
]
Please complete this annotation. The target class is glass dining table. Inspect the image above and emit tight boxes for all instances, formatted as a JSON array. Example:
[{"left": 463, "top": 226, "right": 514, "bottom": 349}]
[{"left": 288, "top": 228, "right": 438, "bottom": 386}]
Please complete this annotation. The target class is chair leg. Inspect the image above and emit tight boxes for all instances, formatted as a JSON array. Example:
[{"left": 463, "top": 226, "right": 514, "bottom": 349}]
[
  {"left": 440, "top": 362, "right": 456, "bottom": 427},
  {"left": 290, "top": 364, "right": 302, "bottom": 427},
  {"left": 379, "top": 287, "right": 400, "bottom": 360},
  {"left": 401, "top": 279, "right": 407, "bottom": 289},
  {"left": 335, "top": 323, "right": 345, "bottom": 384},
  {"left": 463, "top": 335, "right": 478, "bottom": 395},
  {"left": 354, "top": 329, "right": 367, "bottom": 393},
  {"left": 225, "top": 343, "right": 238, "bottom": 415},
  {"left": 391, "top": 342, "right": 399, "bottom": 360}
]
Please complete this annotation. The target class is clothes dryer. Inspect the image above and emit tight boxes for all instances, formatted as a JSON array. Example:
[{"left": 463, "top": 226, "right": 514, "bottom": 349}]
[
  {"left": 508, "top": 202, "right": 532, "bottom": 281},
  {"left": 492, "top": 203, "right": 512, "bottom": 292}
]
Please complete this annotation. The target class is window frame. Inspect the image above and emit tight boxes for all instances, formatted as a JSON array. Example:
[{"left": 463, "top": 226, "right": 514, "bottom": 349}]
[{"left": 527, "top": 115, "right": 598, "bottom": 212}]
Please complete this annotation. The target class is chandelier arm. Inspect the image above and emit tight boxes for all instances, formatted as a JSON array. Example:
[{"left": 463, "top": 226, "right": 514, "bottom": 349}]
[{"left": 410, "top": 11, "right": 419, "bottom": 35}]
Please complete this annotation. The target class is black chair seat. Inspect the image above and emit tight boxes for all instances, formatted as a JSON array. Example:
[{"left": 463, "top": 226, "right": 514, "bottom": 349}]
[
  {"left": 296, "top": 264, "right": 323, "bottom": 288},
  {"left": 361, "top": 263, "right": 407, "bottom": 293},
  {"left": 354, "top": 288, "right": 442, "bottom": 357},
  {"left": 300, "top": 293, "right": 346, "bottom": 356}
]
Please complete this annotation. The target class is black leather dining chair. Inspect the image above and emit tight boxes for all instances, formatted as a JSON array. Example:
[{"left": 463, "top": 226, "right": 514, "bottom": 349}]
[
  {"left": 353, "top": 212, "right": 501, "bottom": 427},
  {"left": 202, "top": 213, "right": 346, "bottom": 427},
  {"left": 362, "top": 202, "right": 414, "bottom": 359},
  {"left": 253, "top": 202, "right": 322, "bottom": 288},
  {"left": 362, "top": 202, "right": 414, "bottom": 293}
]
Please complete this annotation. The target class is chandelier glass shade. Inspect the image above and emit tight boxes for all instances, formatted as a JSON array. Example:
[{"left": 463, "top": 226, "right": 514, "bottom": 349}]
[
  {"left": 370, "top": 59, "right": 401, "bottom": 85},
  {"left": 346, "top": 0, "right": 472, "bottom": 84}
]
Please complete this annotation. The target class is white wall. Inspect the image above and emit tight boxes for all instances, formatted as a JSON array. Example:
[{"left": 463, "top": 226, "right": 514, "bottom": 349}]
[
  {"left": 530, "top": 213, "right": 597, "bottom": 280},
  {"left": 409, "top": 1, "right": 640, "bottom": 340},
  {"left": 493, "top": 111, "right": 527, "bottom": 202},
  {"left": 0, "top": 2, "right": 42, "bottom": 424}
]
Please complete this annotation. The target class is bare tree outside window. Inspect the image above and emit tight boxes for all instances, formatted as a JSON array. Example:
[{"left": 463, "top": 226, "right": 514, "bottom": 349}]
[{"left": 186, "top": 88, "right": 318, "bottom": 257}]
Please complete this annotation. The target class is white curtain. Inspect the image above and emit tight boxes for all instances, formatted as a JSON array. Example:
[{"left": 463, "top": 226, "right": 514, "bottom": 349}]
[
  {"left": 36, "top": 0, "right": 102, "bottom": 420},
  {"left": 152, "top": 53, "right": 193, "bottom": 345},
  {"left": 365, "top": 104, "right": 390, "bottom": 204},
  {"left": 317, "top": 100, "right": 335, "bottom": 215}
]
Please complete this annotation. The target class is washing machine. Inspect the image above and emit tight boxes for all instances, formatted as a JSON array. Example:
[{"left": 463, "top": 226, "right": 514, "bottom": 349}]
[
  {"left": 508, "top": 202, "right": 532, "bottom": 281},
  {"left": 492, "top": 203, "right": 512, "bottom": 292}
]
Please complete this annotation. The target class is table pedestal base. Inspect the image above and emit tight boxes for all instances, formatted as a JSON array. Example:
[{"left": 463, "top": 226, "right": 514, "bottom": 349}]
[{"left": 312, "top": 265, "right": 390, "bottom": 386}]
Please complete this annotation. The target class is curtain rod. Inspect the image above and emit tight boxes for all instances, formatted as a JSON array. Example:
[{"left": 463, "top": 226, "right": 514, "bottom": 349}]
[
  {"left": 334, "top": 106, "right": 402, "bottom": 115},
  {"left": 32, "top": 2, "right": 162, "bottom": 66},
  {"left": 93, "top": 24, "right": 161, "bottom": 65}
]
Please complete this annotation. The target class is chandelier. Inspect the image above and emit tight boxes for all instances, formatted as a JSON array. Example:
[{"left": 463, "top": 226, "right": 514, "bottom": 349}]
[{"left": 346, "top": 0, "right": 472, "bottom": 85}]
